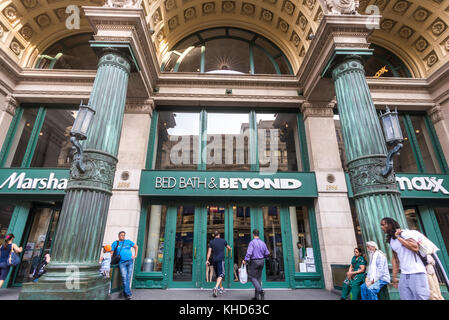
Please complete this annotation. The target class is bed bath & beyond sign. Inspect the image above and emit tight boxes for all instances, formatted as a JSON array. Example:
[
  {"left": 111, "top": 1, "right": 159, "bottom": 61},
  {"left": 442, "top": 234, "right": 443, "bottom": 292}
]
[{"left": 155, "top": 176, "right": 302, "bottom": 190}]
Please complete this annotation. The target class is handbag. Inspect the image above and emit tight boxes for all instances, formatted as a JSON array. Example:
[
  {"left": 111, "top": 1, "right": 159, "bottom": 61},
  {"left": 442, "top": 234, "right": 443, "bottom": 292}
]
[
  {"left": 238, "top": 262, "right": 248, "bottom": 284},
  {"left": 7, "top": 249, "right": 20, "bottom": 267},
  {"left": 111, "top": 241, "right": 123, "bottom": 265}
]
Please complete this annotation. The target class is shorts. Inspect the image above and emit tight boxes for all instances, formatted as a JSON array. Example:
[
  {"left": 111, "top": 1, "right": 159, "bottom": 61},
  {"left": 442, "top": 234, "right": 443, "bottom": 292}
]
[
  {"left": 212, "top": 260, "right": 225, "bottom": 279},
  {"left": 0, "top": 262, "right": 10, "bottom": 280}
]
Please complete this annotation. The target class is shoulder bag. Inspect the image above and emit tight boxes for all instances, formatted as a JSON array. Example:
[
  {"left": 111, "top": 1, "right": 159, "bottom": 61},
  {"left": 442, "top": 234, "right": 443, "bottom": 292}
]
[
  {"left": 7, "top": 246, "right": 20, "bottom": 266},
  {"left": 111, "top": 240, "right": 124, "bottom": 265}
]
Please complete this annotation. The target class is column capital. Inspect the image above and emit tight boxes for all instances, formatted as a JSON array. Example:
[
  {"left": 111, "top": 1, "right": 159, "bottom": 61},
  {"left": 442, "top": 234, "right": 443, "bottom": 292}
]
[
  {"left": 301, "top": 100, "right": 336, "bottom": 120},
  {"left": 428, "top": 104, "right": 444, "bottom": 124},
  {"left": 1, "top": 95, "right": 18, "bottom": 116},
  {"left": 125, "top": 99, "right": 154, "bottom": 114}
]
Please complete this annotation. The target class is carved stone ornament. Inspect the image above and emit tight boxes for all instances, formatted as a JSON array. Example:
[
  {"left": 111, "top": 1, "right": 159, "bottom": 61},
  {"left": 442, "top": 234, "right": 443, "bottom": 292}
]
[
  {"left": 325, "top": 0, "right": 360, "bottom": 15},
  {"left": 103, "top": 0, "right": 142, "bottom": 9},
  {"left": 348, "top": 156, "right": 399, "bottom": 198}
]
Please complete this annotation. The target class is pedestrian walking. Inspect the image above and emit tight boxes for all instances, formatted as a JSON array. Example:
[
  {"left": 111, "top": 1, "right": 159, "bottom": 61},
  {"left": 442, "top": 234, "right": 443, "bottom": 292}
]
[
  {"left": 340, "top": 247, "right": 367, "bottom": 300},
  {"left": 206, "top": 231, "right": 231, "bottom": 297},
  {"left": 111, "top": 231, "right": 138, "bottom": 300},
  {"left": 381, "top": 217, "right": 430, "bottom": 300},
  {"left": 99, "top": 245, "right": 112, "bottom": 278},
  {"left": 0, "top": 234, "right": 22, "bottom": 288},
  {"left": 243, "top": 229, "right": 270, "bottom": 300},
  {"left": 360, "top": 241, "right": 390, "bottom": 300}
]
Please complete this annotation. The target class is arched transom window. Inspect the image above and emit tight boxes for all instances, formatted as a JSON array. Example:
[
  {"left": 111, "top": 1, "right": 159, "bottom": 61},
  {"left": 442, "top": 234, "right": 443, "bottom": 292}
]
[{"left": 161, "top": 27, "right": 293, "bottom": 75}]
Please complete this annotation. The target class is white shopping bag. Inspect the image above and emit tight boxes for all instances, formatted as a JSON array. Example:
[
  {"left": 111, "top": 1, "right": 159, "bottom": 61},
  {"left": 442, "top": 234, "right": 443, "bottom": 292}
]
[{"left": 238, "top": 262, "right": 248, "bottom": 284}]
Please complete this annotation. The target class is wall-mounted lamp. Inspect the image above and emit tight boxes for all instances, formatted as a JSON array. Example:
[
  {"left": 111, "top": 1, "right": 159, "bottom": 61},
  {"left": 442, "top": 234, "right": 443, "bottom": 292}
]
[
  {"left": 379, "top": 106, "right": 403, "bottom": 177},
  {"left": 70, "top": 101, "right": 95, "bottom": 173}
]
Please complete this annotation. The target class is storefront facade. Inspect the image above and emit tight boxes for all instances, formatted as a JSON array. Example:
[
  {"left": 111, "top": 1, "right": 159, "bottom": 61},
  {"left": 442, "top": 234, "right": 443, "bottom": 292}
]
[{"left": 0, "top": 1, "right": 448, "bottom": 298}]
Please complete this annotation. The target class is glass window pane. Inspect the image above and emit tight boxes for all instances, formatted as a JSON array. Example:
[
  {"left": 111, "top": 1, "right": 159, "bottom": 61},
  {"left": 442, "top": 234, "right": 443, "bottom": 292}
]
[
  {"left": 178, "top": 47, "right": 201, "bottom": 72},
  {"left": 205, "top": 38, "right": 250, "bottom": 73},
  {"left": 173, "top": 205, "right": 195, "bottom": 281},
  {"left": 232, "top": 206, "right": 251, "bottom": 283},
  {"left": 155, "top": 111, "right": 199, "bottom": 170},
  {"left": 30, "top": 109, "right": 76, "bottom": 168},
  {"left": 290, "top": 206, "right": 316, "bottom": 273},
  {"left": 253, "top": 46, "right": 276, "bottom": 74},
  {"left": 257, "top": 113, "right": 300, "bottom": 172},
  {"left": 206, "top": 205, "right": 226, "bottom": 283},
  {"left": 206, "top": 113, "right": 250, "bottom": 170},
  {"left": 263, "top": 206, "right": 285, "bottom": 281},
  {"left": 8, "top": 109, "right": 39, "bottom": 167},
  {"left": 394, "top": 116, "right": 419, "bottom": 173},
  {"left": 410, "top": 115, "right": 439, "bottom": 173},
  {"left": 141, "top": 205, "right": 167, "bottom": 272},
  {"left": 404, "top": 208, "right": 422, "bottom": 231},
  {"left": 0, "top": 204, "right": 15, "bottom": 242},
  {"left": 15, "top": 207, "right": 53, "bottom": 284},
  {"left": 275, "top": 56, "right": 290, "bottom": 74},
  {"left": 434, "top": 207, "right": 449, "bottom": 257}
]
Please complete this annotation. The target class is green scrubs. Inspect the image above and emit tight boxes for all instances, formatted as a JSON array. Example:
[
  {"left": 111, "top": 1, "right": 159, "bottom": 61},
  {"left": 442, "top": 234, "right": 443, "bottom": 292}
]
[{"left": 341, "top": 255, "right": 367, "bottom": 300}]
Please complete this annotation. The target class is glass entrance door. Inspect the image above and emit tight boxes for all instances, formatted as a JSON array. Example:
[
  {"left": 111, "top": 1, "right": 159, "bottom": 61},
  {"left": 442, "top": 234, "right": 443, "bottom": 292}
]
[
  {"left": 12, "top": 203, "right": 61, "bottom": 286},
  {"left": 168, "top": 205, "right": 201, "bottom": 288}
]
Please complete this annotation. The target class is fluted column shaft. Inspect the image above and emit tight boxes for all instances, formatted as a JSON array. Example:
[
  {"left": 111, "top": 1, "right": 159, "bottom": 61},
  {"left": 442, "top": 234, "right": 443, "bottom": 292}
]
[
  {"left": 42, "top": 49, "right": 131, "bottom": 282},
  {"left": 332, "top": 55, "right": 408, "bottom": 261}
]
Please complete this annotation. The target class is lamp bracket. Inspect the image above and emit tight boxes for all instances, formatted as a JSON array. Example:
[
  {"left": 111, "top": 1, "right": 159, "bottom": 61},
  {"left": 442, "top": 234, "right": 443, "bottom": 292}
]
[{"left": 381, "top": 142, "right": 403, "bottom": 177}]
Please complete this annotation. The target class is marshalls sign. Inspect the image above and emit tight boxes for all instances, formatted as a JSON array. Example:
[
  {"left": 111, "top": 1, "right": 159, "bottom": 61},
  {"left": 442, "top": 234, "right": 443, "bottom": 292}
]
[{"left": 0, "top": 169, "right": 69, "bottom": 195}]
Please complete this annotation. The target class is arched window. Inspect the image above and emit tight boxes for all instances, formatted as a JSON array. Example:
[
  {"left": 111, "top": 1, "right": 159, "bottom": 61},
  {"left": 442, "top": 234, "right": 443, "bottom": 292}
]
[
  {"left": 35, "top": 33, "right": 97, "bottom": 70},
  {"left": 365, "top": 44, "right": 412, "bottom": 78},
  {"left": 161, "top": 27, "right": 293, "bottom": 75}
]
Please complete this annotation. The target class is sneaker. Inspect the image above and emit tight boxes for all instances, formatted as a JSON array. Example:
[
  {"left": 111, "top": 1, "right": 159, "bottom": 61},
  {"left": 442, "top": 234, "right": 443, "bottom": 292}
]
[
  {"left": 218, "top": 288, "right": 225, "bottom": 294},
  {"left": 212, "top": 287, "right": 218, "bottom": 297},
  {"left": 125, "top": 295, "right": 132, "bottom": 300},
  {"left": 260, "top": 290, "right": 265, "bottom": 300}
]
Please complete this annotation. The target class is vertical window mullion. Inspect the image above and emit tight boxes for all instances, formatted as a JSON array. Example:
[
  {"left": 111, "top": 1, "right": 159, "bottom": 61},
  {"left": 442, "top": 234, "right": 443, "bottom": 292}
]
[
  {"left": 198, "top": 109, "right": 207, "bottom": 170},
  {"left": 249, "top": 43, "right": 255, "bottom": 75},
  {"left": 21, "top": 107, "right": 46, "bottom": 168},
  {"left": 297, "top": 113, "right": 309, "bottom": 172},
  {"left": 146, "top": 110, "right": 159, "bottom": 170},
  {"left": 250, "top": 110, "right": 258, "bottom": 171},
  {"left": 423, "top": 115, "right": 449, "bottom": 173},
  {"left": 200, "top": 45, "right": 205, "bottom": 73},
  {"left": 0, "top": 107, "right": 24, "bottom": 167},
  {"left": 403, "top": 115, "right": 426, "bottom": 173}
]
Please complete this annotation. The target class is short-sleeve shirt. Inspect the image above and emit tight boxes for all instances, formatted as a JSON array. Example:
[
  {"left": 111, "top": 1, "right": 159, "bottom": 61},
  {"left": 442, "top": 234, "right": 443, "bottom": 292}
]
[
  {"left": 111, "top": 240, "right": 135, "bottom": 264},
  {"left": 100, "top": 252, "right": 111, "bottom": 270},
  {"left": 351, "top": 255, "right": 367, "bottom": 281},
  {"left": 208, "top": 238, "right": 228, "bottom": 262},
  {"left": 389, "top": 230, "right": 426, "bottom": 274}
]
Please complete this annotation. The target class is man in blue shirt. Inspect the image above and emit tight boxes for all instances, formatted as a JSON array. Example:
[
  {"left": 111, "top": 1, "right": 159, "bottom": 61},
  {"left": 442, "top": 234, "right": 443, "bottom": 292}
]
[
  {"left": 111, "top": 231, "right": 138, "bottom": 300},
  {"left": 243, "top": 229, "right": 270, "bottom": 300},
  {"left": 206, "top": 231, "right": 231, "bottom": 297}
]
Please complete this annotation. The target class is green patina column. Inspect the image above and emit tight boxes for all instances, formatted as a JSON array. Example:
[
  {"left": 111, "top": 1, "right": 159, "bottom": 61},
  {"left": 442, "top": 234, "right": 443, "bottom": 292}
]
[
  {"left": 20, "top": 48, "right": 132, "bottom": 300},
  {"left": 331, "top": 55, "right": 408, "bottom": 261}
]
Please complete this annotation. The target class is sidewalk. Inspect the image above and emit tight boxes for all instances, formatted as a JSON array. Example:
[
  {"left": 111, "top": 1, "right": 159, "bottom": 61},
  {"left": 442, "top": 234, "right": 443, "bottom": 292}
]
[{"left": 0, "top": 287, "right": 340, "bottom": 300}]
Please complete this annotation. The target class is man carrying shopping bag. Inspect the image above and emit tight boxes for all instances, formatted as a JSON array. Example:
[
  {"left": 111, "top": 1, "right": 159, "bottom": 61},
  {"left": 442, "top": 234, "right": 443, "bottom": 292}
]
[{"left": 243, "top": 229, "right": 270, "bottom": 300}]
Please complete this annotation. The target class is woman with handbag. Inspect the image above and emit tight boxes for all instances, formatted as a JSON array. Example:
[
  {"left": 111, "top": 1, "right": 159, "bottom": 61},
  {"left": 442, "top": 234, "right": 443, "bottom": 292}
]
[{"left": 0, "top": 233, "right": 22, "bottom": 288}]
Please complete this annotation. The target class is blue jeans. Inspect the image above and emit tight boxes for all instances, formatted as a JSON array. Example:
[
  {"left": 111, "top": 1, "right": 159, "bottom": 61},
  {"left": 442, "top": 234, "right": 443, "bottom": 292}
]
[
  {"left": 361, "top": 280, "right": 389, "bottom": 300},
  {"left": 119, "top": 259, "right": 134, "bottom": 297}
]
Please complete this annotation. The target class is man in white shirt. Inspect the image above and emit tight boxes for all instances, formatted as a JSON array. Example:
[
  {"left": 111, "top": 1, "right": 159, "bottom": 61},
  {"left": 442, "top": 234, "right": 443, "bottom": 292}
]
[
  {"left": 360, "top": 241, "right": 390, "bottom": 300},
  {"left": 381, "top": 217, "right": 430, "bottom": 300}
]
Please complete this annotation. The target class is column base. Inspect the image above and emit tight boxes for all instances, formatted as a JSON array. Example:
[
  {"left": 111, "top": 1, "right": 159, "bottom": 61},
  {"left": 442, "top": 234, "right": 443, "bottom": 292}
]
[{"left": 19, "top": 277, "right": 110, "bottom": 300}]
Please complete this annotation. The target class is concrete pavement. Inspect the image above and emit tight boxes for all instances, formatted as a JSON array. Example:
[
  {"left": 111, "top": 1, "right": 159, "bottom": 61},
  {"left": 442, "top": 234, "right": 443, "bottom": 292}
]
[{"left": 0, "top": 287, "right": 340, "bottom": 300}]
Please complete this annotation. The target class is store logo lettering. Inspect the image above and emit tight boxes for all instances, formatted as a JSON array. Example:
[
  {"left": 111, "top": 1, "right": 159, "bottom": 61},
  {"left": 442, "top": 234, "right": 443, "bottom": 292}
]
[
  {"left": 0, "top": 172, "right": 67, "bottom": 190},
  {"left": 155, "top": 176, "right": 302, "bottom": 190},
  {"left": 396, "top": 176, "right": 449, "bottom": 195}
]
